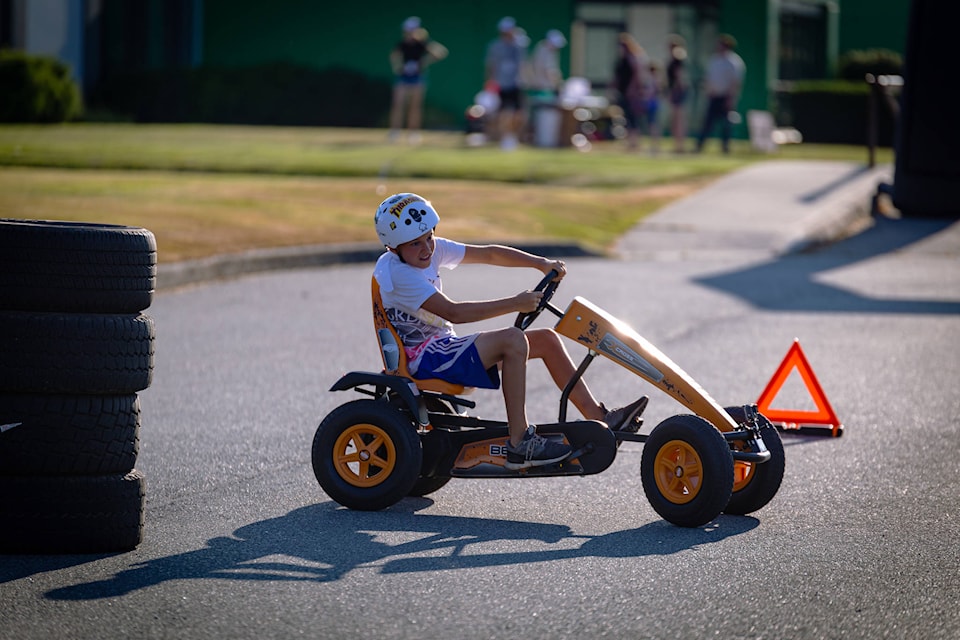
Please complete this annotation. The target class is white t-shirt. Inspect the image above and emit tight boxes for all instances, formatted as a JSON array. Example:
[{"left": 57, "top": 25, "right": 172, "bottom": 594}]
[
  {"left": 704, "top": 50, "right": 745, "bottom": 98},
  {"left": 373, "top": 237, "right": 466, "bottom": 355}
]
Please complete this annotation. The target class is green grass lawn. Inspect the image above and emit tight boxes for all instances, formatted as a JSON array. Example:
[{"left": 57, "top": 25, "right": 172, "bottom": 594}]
[{"left": 0, "top": 124, "right": 891, "bottom": 262}]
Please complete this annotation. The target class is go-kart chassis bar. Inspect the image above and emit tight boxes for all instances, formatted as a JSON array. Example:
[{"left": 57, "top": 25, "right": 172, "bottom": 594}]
[{"left": 557, "top": 351, "right": 770, "bottom": 465}]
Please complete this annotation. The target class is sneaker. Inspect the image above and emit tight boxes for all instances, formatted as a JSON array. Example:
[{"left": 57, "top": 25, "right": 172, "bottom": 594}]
[
  {"left": 602, "top": 396, "right": 648, "bottom": 432},
  {"left": 504, "top": 425, "right": 571, "bottom": 470}
]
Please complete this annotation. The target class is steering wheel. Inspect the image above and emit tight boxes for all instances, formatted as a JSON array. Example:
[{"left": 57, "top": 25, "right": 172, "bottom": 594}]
[{"left": 514, "top": 269, "right": 561, "bottom": 331}]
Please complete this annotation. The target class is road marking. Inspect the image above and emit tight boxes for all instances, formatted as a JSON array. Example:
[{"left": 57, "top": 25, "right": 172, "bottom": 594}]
[{"left": 0, "top": 422, "right": 22, "bottom": 433}]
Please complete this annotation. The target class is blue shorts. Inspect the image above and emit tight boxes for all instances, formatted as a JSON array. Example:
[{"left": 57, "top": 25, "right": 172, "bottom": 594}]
[
  {"left": 396, "top": 74, "right": 423, "bottom": 86},
  {"left": 412, "top": 335, "right": 500, "bottom": 389}
]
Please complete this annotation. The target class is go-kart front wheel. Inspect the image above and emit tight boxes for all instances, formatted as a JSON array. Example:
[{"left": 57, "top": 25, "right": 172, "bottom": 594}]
[
  {"left": 312, "top": 400, "right": 422, "bottom": 510},
  {"left": 641, "top": 415, "right": 734, "bottom": 527},
  {"left": 723, "top": 406, "right": 785, "bottom": 516}
]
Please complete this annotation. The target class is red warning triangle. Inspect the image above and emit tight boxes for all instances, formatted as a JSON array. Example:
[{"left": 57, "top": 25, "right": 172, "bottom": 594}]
[{"left": 757, "top": 339, "right": 843, "bottom": 437}]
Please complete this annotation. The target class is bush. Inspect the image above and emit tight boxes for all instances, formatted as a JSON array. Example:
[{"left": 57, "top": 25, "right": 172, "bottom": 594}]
[
  {"left": 0, "top": 50, "right": 83, "bottom": 123},
  {"left": 774, "top": 80, "right": 896, "bottom": 146},
  {"left": 836, "top": 49, "right": 903, "bottom": 82},
  {"left": 89, "top": 62, "right": 393, "bottom": 127}
]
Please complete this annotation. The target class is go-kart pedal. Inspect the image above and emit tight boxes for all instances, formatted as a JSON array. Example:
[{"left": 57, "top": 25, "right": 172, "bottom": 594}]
[
  {"left": 603, "top": 395, "right": 648, "bottom": 433},
  {"left": 504, "top": 425, "right": 573, "bottom": 470}
]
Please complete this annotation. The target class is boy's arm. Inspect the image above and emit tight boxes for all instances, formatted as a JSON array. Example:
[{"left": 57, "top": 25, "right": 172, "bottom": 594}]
[
  {"left": 420, "top": 289, "right": 542, "bottom": 325},
  {"left": 460, "top": 243, "right": 566, "bottom": 280}
]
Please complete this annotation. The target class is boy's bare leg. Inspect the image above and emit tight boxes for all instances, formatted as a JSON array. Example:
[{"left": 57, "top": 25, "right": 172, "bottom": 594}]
[
  {"left": 474, "top": 328, "right": 530, "bottom": 445},
  {"left": 527, "top": 328, "right": 604, "bottom": 421}
]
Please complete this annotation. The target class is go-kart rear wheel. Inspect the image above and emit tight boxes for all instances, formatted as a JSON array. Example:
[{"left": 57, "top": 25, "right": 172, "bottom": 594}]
[
  {"left": 641, "top": 415, "right": 734, "bottom": 527},
  {"left": 408, "top": 476, "right": 451, "bottom": 497},
  {"left": 312, "top": 400, "right": 422, "bottom": 511},
  {"left": 722, "top": 406, "right": 785, "bottom": 516}
]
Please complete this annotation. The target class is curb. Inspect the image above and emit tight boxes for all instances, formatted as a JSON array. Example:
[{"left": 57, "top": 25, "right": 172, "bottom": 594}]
[
  {"left": 157, "top": 242, "right": 602, "bottom": 290},
  {"left": 156, "top": 162, "right": 893, "bottom": 291},
  {"left": 778, "top": 164, "right": 892, "bottom": 255}
]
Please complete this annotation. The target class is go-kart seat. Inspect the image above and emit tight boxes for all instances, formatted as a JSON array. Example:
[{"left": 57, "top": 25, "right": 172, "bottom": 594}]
[{"left": 371, "top": 277, "right": 470, "bottom": 396}]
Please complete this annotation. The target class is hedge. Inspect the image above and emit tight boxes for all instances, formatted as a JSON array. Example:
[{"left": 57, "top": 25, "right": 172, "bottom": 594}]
[
  {"left": 89, "top": 62, "right": 394, "bottom": 127},
  {"left": 0, "top": 50, "right": 83, "bottom": 123},
  {"left": 774, "top": 80, "right": 898, "bottom": 146},
  {"left": 836, "top": 49, "right": 903, "bottom": 82}
]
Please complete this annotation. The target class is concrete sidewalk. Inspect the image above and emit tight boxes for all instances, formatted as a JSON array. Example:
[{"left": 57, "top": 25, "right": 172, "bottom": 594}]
[
  {"left": 158, "top": 160, "right": 893, "bottom": 289},
  {"left": 615, "top": 160, "right": 893, "bottom": 260}
]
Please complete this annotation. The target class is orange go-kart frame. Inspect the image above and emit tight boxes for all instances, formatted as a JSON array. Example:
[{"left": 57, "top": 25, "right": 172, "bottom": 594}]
[{"left": 312, "top": 270, "right": 785, "bottom": 527}]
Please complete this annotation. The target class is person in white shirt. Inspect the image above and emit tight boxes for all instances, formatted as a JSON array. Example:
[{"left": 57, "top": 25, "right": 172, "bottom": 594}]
[
  {"left": 696, "top": 34, "right": 745, "bottom": 154},
  {"left": 528, "top": 29, "right": 567, "bottom": 96},
  {"left": 373, "top": 193, "right": 648, "bottom": 470}
]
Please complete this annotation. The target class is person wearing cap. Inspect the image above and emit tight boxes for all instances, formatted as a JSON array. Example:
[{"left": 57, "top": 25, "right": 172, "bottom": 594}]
[
  {"left": 389, "top": 16, "right": 448, "bottom": 144},
  {"left": 485, "top": 16, "right": 528, "bottom": 150},
  {"left": 528, "top": 29, "right": 567, "bottom": 97}
]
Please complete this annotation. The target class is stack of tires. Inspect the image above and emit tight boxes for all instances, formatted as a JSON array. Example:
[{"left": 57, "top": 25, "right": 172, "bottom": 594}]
[{"left": 0, "top": 220, "right": 156, "bottom": 553}]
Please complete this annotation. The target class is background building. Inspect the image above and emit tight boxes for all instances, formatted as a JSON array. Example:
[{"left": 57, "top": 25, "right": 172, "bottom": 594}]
[{"left": 1, "top": 0, "right": 910, "bottom": 136}]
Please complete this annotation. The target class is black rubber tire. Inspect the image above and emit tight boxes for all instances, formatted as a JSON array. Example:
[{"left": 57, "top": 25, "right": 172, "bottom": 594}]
[
  {"left": 312, "top": 399, "right": 422, "bottom": 511},
  {"left": 408, "top": 396, "right": 455, "bottom": 497},
  {"left": 0, "top": 393, "right": 139, "bottom": 475},
  {"left": 640, "top": 414, "right": 734, "bottom": 528},
  {"left": 722, "top": 406, "right": 786, "bottom": 516},
  {"left": 0, "top": 219, "right": 156, "bottom": 314},
  {"left": 408, "top": 476, "right": 452, "bottom": 497},
  {"left": 0, "top": 470, "right": 145, "bottom": 553},
  {"left": 0, "top": 311, "right": 154, "bottom": 394}
]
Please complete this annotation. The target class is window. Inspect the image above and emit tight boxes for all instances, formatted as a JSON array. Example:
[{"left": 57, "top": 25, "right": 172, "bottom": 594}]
[{"left": 779, "top": 1, "right": 828, "bottom": 80}]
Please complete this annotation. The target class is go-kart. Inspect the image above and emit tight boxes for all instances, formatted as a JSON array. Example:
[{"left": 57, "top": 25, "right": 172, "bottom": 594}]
[{"left": 311, "top": 271, "right": 785, "bottom": 527}]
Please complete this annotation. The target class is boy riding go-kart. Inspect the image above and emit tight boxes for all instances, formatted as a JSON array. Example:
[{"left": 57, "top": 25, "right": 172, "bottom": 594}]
[{"left": 311, "top": 193, "right": 785, "bottom": 527}]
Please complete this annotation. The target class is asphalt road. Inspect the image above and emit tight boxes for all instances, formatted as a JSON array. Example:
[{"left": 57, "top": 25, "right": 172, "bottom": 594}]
[{"left": 2, "top": 215, "right": 959, "bottom": 640}]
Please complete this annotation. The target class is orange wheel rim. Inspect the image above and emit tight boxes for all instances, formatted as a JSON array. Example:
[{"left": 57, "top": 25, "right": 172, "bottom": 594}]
[
  {"left": 653, "top": 439, "right": 704, "bottom": 504},
  {"left": 333, "top": 424, "right": 397, "bottom": 488},
  {"left": 732, "top": 461, "right": 755, "bottom": 492},
  {"left": 729, "top": 438, "right": 756, "bottom": 492}
]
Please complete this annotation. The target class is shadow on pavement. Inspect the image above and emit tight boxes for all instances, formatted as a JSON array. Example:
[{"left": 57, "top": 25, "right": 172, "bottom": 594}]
[
  {"left": 0, "top": 553, "right": 113, "bottom": 586},
  {"left": 797, "top": 164, "right": 873, "bottom": 204},
  {"left": 40, "top": 501, "right": 758, "bottom": 600},
  {"left": 697, "top": 215, "right": 960, "bottom": 314}
]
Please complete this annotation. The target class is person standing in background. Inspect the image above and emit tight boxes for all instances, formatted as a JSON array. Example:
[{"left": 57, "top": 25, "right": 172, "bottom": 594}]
[
  {"left": 611, "top": 33, "right": 648, "bottom": 152},
  {"left": 485, "top": 16, "right": 527, "bottom": 151},
  {"left": 641, "top": 60, "right": 663, "bottom": 154},
  {"left": 389, "top": 16, "right": 448, "bottom": 144},
  {"left": 696, "top": 33, "right": 745, "bottom": 154},
  {"left": 528, "top": 29, "right": 567, "bottom": 98},
  {"left": 665, "top": 34, "right": 690, "bottom": 153}
]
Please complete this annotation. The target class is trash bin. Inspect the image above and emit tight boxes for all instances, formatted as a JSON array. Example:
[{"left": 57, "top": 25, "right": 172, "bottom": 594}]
[{"left": 532, "top": 100, "right": 562, "bottom": 148}]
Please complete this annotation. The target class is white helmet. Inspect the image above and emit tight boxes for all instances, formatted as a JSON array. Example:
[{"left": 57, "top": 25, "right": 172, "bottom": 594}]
[{"left": 374, "top": 193, "right": 440, "bottom": 248}]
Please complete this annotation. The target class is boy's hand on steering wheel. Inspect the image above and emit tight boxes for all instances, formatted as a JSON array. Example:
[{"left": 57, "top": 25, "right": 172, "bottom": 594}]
[
  {"left": 515, "top": 290, "right": 543, "bottom": 313},
  {"left": 541, "top": 259, "right": 566, "bottom": 280}
]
